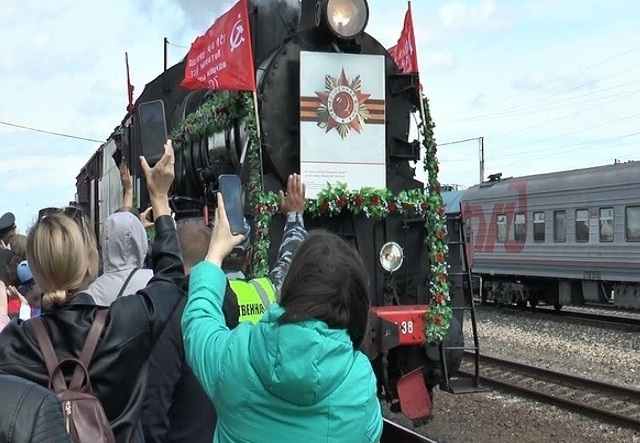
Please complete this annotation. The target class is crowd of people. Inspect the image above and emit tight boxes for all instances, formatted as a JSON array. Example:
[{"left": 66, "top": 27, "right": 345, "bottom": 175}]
[{"left": 0, "top": 140, "right": 383, "bottom": 443}]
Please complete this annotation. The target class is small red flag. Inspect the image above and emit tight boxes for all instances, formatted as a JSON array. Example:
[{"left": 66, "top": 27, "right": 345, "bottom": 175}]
[
  {"left": 125, "top": 52, "right": 135, "bottom": 114},
  {"left": 388, "top": 1, "right": 419, "bottom": 75},
  {"left": 181, "top": 0, "right": 256, "bottom": 91}
]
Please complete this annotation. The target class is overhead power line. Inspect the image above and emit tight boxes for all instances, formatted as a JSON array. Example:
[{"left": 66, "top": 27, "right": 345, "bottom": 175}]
[
  {"left": 442, "top": 43, "right": 640, "bottom": 120},
  {"left": 0, "top": 120, "right": 103, "bottom": 143}
]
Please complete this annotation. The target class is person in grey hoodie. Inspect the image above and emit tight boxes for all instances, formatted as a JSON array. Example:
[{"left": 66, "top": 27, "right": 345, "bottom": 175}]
[{"left": 86, "top": 211, "right": 154, "bottom": 306}]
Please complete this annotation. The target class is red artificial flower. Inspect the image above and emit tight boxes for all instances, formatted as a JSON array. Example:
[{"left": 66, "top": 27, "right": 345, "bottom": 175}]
[
  {"left": 435, "top": 164, "right": 440, "bottom": 173},
  {"left": 420, "top": 202, "right": 429, "bottom": 211},
  {"left": 387, "top": 202, "right": 397, "bottom": 212},
  {"left": 438, "top": 274, "right": 447, "bottom": 283},
  {"left": 247, "top": 182, "right": 257, "bottom": 192},
  {"left": 437, "top": 206, "right": 446, "bottom": 216},
  {"left": 435, "top": 183, "right": 441, "bottom": 193},
  {"left": 371, "top": 196, "right": 380, "bottom": 206},
  {"left": 434, "top": 315, "right": 442, "bottom": 326},
  {"left": 435, "top": 252, "right": 444, "bottom": 262},
  {"left": 338, "top": 196, "right": 347, "bottom": 207},
  {"left": 403, "top": 203, "right": 414, "bottom": 211},
  {"left": 319, "top": 201, "right": 329, "bottom": 213},
  {"left": 437, "top": 230, "right": 445, "bottom": 240},
  {"left": 256, "top": 204, "right": 264, "bottom": 214},
  {"left": 354, "top": 196, "right": 363, "bottom": 206},
  {"left": 435, "top": 294, "right": 444, "bottom": 304}
]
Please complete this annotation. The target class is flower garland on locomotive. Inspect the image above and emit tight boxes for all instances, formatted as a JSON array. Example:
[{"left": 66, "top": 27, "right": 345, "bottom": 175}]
[{"left": 132, "top": 0, "right": 463, "bottom": 424}]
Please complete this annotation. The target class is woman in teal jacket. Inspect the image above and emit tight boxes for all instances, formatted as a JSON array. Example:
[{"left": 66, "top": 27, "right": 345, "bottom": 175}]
[{"left": 182, "top": 194, "right": 382, "bottom": 443}]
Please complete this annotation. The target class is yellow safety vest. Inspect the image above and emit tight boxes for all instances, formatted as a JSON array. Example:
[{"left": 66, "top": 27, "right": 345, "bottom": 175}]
[{"left": 229, "top": 278, "right": 277, "bottom": 324}]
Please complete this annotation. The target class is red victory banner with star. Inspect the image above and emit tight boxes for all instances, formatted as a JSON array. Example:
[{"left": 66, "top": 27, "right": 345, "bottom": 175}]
[
  {"left": 181, "top": 0, "right": 256, "bottom": 91},
  {"left": 388, "top": 1, "right": 419, "bottom": 74},
  {"left": 299, "top": 52, "right": 386, "bottom": 198}
]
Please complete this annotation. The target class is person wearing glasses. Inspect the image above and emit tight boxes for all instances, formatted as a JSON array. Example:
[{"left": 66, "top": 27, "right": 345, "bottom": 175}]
[{"left": 0, "top": 141, "right": 185, "bottom": 443}]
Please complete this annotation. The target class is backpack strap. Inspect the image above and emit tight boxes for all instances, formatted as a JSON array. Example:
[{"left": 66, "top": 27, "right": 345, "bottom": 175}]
[
  {"left": 69, "top": 309, "right": 108, "bottom": 391},
  {"left": 117, "top": 268, "right": 139, "bottom": 299},
  {"left": 31, "top": 316, "right": 67, "bottom": 393}
]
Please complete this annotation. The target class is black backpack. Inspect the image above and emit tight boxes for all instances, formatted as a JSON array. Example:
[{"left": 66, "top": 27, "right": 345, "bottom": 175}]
[{"left": 32, "top": 310, "right": 116, "bottom": 443}]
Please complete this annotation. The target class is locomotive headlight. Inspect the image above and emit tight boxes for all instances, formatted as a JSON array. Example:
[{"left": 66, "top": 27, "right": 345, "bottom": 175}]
[
  {"left": 379, "top": 242, "right": 404, "bottom": 273},
  {"left": 317, "top": 0, "right": 369, "bottom": 40}
]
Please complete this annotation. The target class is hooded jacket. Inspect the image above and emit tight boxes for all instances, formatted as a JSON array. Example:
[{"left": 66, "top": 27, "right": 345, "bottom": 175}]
[
  {"left": 182, "top": 262, "right": 383, "bottom": 443},
  {"left": 87, "top": 212, "right": 154, "bottom": 306}
]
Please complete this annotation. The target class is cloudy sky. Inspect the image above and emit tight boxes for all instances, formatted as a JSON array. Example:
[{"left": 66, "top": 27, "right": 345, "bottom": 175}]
[{"left": 1, "top": 0, "right": 639, "bottom": 232}]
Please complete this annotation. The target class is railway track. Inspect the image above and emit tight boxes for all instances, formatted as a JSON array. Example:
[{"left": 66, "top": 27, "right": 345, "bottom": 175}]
[
  {"left": 479, "top": 303, "right": 640, "bottom": 332},
  {"left": 381, "top": 418, "right": 440, "bottom": 443},
  {"left": 458, "top": 352, "right": 640, "bottom": 432}
]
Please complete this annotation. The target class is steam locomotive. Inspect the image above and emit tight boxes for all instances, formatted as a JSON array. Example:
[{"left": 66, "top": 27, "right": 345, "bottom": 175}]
[{"left": 76, "top": 0, "right": 468, "bottom": 423}]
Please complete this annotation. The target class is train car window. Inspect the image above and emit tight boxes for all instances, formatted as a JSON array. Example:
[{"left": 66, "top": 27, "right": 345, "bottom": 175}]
[
  {"left": 625, "top": 206, "right": 640, "bottom": 241},
  {"left": 533, "top": 212, "right": 545, "bottom": 242},
  {"left": 497, "top": 214, "right": 507, "bottom": 243},
  {"left": 599, "top": 207, "right": 614, "bottom": 242},
  {"left": 514, "top": 213, "right": 526, "bottom": 242},
  {"left": 553, "top": 210, "right": 566, "bottom": 242},
  {"left": 575, "top": 209, "right": 589, "bottom": 242}
]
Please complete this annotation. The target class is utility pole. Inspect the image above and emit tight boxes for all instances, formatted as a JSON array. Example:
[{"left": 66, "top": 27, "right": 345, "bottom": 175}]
[
  {"left": 164, "top": 37, "right": 168, "bottom": 73},
  {"left": 479, "top": 136, "right": 484, "bottom": 183},
  {"left": 439, "top": 136, "right": 485, "bottom": 183}
]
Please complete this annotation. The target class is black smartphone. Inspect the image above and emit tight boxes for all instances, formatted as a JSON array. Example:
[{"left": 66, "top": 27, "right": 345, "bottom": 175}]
[
  {"left": 138, "top": 100, "right": 168, "bottom": 165},
  {"left": 112, "top": 149, "right": 123, "bottom": 168},
  {"left": 218, "top": 174, "right": 245, "bottom": 235}
]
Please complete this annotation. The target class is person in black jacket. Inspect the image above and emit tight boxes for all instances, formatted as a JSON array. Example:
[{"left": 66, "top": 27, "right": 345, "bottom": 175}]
[
  {"left": 141, "top": 218, "right": 239, "bottom": 443},
  {"left": 0, "top": 370, "right": 70, "bottom": 443},
  {"left": 0, "top": 140, "right": 184, "bottom": 443}
]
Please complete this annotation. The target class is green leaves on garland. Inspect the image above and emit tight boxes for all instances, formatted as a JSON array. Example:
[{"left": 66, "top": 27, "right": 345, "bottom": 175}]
[
  {"left": 419, "top": 96, "right": 452, "bottom": 344},
  {"left": 170, "top": 90, "right": 452, "bottom": 345},
  {"left": 170, "top": 91, "right": 248, "bottom": 152}
]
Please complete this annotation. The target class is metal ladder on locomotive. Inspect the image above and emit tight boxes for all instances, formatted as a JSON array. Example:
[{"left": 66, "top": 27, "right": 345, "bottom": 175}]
[{"left": 438, "top": 208, "right": 487, "bottom": 394}]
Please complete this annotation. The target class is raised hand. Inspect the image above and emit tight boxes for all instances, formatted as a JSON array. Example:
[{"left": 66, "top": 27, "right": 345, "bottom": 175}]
[
  {"left": 0, "top": 280, "right": 7, "bottom": 317},
  {"left": 140, "top": 140, "right": 174, "bottom": 218},
  {"left": 119, "top": 162, "right": 133, "bottom": 193},
  {"left": 140, "top": 207, "right": 155, "bottom": 229},
  {"left": 140, "top": 139, "right": 175, "bottom": 199},
  {"left": 278, "top": 173, "right": 306, "bottom": 215},
  {"left": 206, "top": 193, "right": 246, "bottom": 267}
]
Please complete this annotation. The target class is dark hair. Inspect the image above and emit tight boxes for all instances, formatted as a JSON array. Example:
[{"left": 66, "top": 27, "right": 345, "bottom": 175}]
[
  {"left": 176, "top": 217, "right": 211, "bottom": 272},
  {"left": 9, "top": 234, "right": 27, "bottom": 259},
  {"left": 278, "top": 230, "right": 370, "bottom": 348}
]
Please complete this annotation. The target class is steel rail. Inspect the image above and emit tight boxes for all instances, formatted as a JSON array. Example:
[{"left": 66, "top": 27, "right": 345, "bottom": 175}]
[
  {"left": 479, "top": 303, "right": 640, "bottom": 332},
  {"left": 381, "top": 418, "right": 441, "bottom": 443},
  {"left": 459, "top": 352, "right": 640, "bottom": 432}
]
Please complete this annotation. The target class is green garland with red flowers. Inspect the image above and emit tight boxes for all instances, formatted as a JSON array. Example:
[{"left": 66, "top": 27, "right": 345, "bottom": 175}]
[
  {"left": 170, "top": 91, "right": 452, "bottom": 344},
  {"left": 419, "top": 96, "right": 452, "bottom": 344}
]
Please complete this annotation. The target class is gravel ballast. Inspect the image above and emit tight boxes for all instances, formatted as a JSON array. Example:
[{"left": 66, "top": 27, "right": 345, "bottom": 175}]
[{"left": 383, "top": 308, "right": 640, "bottom": 442}]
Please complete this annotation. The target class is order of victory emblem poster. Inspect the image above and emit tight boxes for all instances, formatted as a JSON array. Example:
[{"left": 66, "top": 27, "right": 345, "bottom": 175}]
[{"left": 299, "top": 52, "right": 386, "bottom": 198}]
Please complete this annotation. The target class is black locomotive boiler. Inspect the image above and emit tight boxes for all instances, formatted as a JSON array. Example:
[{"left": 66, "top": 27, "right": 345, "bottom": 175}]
[{"left": 76, "top": 0, "right": 470, "bottom": 423}]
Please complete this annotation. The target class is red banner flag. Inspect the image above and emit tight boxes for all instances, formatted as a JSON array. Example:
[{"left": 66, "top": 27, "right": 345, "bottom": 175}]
[
  {"left": 181, "top": 0, "right": 256, "bottom": 91},
  {"left": 125, "top": 52, "right": 135, "bottom": 114},
  {"left": 388, "top": 1, "right": 419, "bottom": 74}
]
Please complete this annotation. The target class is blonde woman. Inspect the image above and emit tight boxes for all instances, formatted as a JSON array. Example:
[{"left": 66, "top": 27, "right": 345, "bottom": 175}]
[{"left": 0, "top": 141, "right": 185, "bottom": 443}]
